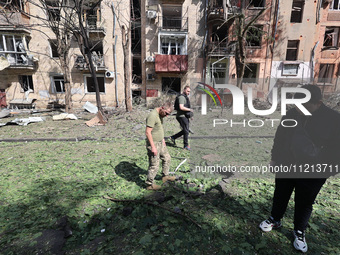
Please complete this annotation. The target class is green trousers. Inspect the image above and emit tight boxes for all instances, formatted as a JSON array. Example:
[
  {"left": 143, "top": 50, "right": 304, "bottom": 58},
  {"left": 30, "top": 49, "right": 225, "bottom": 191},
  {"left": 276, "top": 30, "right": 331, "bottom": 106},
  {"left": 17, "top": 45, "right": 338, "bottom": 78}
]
[{"left": 146, "top": 141, "right": 171, "bottom": 185}]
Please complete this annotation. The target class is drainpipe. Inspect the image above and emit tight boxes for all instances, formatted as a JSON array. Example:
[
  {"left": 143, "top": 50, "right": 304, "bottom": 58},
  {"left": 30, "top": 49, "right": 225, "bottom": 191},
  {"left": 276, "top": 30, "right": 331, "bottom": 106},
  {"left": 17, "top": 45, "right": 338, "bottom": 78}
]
[
  {"left": 268, "top": 0, "right": 280, "bottom": 93},
  {"left": 201, "top": 0, "right": 208, "bottom": 82},
  {"left": 112, "top": 2, "right": 119, "bottom": 107},
  {"left": 212, "top": 56, "right": 227, "bottom": 87}
]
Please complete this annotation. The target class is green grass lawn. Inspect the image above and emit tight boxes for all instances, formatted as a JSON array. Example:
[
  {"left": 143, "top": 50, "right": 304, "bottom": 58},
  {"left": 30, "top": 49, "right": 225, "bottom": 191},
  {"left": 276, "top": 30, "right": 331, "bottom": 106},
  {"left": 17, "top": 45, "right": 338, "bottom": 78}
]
[{"left": 0, "top": 138, "right": 339, "bottom": 254}]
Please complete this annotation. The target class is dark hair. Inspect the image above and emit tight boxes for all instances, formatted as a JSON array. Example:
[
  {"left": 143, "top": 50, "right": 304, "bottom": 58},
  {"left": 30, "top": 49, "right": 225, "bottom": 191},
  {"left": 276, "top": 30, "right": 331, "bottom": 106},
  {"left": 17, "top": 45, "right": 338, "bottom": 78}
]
[
  {"left": 183, "top": 85, "right": 190, "bottom": 91},
  {"left": 294, "top": 85, "right": 322, "bottom": 104}
]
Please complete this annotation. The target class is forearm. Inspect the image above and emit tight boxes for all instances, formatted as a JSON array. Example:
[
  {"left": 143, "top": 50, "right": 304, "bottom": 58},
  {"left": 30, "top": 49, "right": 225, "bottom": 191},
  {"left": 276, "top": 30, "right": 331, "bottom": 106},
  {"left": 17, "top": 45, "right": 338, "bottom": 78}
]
[{"left": 146, "top": 131, "right": 155, "bottom": 148}]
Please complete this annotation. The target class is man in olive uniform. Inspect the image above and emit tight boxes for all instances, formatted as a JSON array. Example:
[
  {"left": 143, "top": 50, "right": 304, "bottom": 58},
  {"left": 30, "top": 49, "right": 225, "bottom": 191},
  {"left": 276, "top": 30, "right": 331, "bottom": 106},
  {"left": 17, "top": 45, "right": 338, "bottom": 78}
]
[
  {"left": 145, "top": 102, "right": 176, "bottom": 190},
  {"left": 170, "top": 86, "right": 193, "bottom": 150}
]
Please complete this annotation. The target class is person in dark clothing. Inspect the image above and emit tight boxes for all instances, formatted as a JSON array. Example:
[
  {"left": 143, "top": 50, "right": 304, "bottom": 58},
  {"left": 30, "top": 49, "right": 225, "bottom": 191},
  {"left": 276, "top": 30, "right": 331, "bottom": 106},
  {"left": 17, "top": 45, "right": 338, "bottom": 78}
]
[
  {"left": 259, "top": 85, "right": 340, "bottom": 253},
  {"left": 169, "top": 86, "right": 193, "bottom": 150}
]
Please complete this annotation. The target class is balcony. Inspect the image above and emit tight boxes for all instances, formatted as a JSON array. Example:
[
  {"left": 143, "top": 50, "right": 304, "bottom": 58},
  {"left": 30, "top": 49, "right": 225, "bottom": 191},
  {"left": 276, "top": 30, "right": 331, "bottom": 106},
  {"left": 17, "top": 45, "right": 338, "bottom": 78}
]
[
  {"left": 0, "top": 53, "right": 35, "bottom": 69},
  {"left": 74, "top": 53, "right": 106, "bottom": 71},
  {"left": 84, "top": 15, "right": 105, "bottom": 35},
  {"left": 158, "top": 16, "right": 188, "bottom": 32},
  {"left": 208, "top": 41, "right": 235, "bottom": 56},
  {"left": 155, "top": 54, "right": 188, "bottom": 73},
  {"left": 208, "top": 4, "right": 225, "bottom": 19}
]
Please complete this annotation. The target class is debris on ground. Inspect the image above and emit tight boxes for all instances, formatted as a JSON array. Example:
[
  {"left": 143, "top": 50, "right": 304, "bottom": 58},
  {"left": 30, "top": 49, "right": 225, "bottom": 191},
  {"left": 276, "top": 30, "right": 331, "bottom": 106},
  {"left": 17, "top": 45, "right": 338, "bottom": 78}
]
[
  {"left": 83, "top": 101, "right": 98, "bottom": 114},
  {"left": 52, "top": 113, "right": 78, "bottom": 121},
  {"left": 85, "top": 111, "right": 108, "bottom": 127},
  {"left": 0, "top": 117, "right": 44, "bottom": 127}
]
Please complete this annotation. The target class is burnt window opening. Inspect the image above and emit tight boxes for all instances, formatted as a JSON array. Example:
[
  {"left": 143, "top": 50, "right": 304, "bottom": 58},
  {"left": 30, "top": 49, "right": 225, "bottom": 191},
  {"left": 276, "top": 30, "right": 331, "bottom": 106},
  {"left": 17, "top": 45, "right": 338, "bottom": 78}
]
[
  {"left": 243, "top": 63, "right": 259, "bottom": 83},
  {"left": 19, "top": 75, "right": 34, "bottom": 92},
  {"left": 162, "top": 77, "right": 181, "bottom": 94},
  {"left": 131, "top": 23, "right": 141, "bottom": 53},
  {"left": 286, "top": 40, "right": 299, "bottom": 61},
  {"left": 290, "top": 0, "right": 304, "bottom": 23},
  {"left": 318, "top": 64, "right": 335, "bottom": 84},
  {"left": 85, "top": 76, "right": 105, "bottom": 93},
  {"left": 83, "top": 2, "right": 101, "bottom": 29},
  {"left": 49, "top": 39, "right": 59, "bottom": 58},
  {"left": 1, "top": 0, "right": 27, "bottom": 11},
  {"left": 46, "top": 0, "right": 61, "bottom": 22},
  {"left": 162, "top": 5, "right": 182, "bottom": 29},
  {"left": 131, "top": 0, "right": 141, "bottom": 20},
  {"left": 51, "top": 75, "right": 65, "bottom": 93},
  {"left": 89, "top": 40, "right": 103, "bottom": 54},
  {"left": 246, "top": 26, "right": 262, "bottom": 47},
  {"left": 248, "top": 0, "right": 265, "bottom": 8},
  {"left": 323, "top": 27, "right": 340, "bottom": 48},
  {"left": 132, "top": 58, "right": 142, "bottom": 83}
]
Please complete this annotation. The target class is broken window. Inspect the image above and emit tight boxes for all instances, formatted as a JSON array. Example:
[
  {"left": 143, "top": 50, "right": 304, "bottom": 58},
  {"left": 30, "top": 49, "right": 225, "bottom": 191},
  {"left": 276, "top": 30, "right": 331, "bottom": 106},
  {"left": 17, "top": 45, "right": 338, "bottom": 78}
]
[
  {"left": 290, "top": 0, "right": 304, "bottom": 23},
  {"left": 83, "top": 1, "right": 101, "bottom": 29},
  {"left": 0, "top": 34, "right": 29, "bottom": 65},
  {"left": 246, "top": 26, "right": 262, "bottom": 47},
  {"left": 210, "top": 62, "right": 227, "bottom": 84},
  {"left": 318, "top": 64, "right": 335, "bottom": 84},
  {"left": 51, "top": 75, "right": 65, "bottom": 93},
  {"left": 248, "top": 0, "right": 265, "bottom": 8},
  {"left": 0, "top": 0, "right": 27, "bottom": 11},
  {"left": 46, "top": 0, "right": 61, "bottom": 22},
  {"left": 286, "top": 40, "right": 299, "bottom": 61},
  {"left": 131, "top": 22, "right": 141, "bottom": 53},
  {"left": 331, "top": 0, "right": 340, "bottom": 10},
  {"left": 323, "top": 27, "right": 340, "bottom": 48},
  {"left": 19, "top": 75, "right": 34, "bottom": 91},
  {"left": 162, "top": 5, "right": 182, "bottom": 29},
  {"left": 132, "top": 58, "right": 142, "bottom": 83},
  {"left": 162, "top": 77, "right": 181, "bottom": 94},
  {"left": 49, "top": 40, "right": 59, "bottom": 58},
  {"left": 161, "top": 38, "right": 184, "bottom": 55},
  {"left": 282, "top": 64, "right": 299, "bottom": 76},
  {"left": 243, "top": 63, "right": 259, "bottom": 83},
  {"left": 85, "top": 75, "right": 105, "bottom": 93}
]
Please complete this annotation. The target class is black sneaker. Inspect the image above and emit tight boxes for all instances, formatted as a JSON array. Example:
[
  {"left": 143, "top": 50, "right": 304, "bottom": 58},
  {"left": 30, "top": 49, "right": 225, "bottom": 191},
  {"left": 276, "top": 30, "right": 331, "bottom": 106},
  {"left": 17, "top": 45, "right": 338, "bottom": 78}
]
[
  {"left": 259, "top": 216, "right": 282, "bottom": 232},
  {"left": 293, "top": 230, "right": 308, "bottom": 253},
  {"left": 169, "top": 136, "right": 176, "bottom": 145}
]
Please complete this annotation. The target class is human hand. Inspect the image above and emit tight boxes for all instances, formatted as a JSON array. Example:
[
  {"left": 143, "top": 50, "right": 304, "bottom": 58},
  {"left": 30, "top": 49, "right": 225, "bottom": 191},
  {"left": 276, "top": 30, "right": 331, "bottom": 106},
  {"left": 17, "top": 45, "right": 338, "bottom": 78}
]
[{"left": 151, "top": 146, "right": 157, "bottom": 156}]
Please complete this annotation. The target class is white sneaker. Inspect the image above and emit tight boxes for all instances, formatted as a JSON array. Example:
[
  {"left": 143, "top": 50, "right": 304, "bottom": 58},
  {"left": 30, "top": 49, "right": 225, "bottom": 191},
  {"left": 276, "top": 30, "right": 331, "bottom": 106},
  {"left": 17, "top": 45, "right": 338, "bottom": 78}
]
[
  {"left": 293, "top": 230, "right": 308, "bottom": 253},
  {"left": 259, "top": 216, "right": 282, "bottom": 232}
]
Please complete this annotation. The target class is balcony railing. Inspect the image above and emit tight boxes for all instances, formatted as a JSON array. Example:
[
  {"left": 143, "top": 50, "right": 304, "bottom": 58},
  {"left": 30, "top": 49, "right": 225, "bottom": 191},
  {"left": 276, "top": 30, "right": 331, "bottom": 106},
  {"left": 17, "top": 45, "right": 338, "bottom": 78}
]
[
  {"left": 208, "top": 41, "right": 236, "bottom": 56},
  {"left": 0, "top": 52, "right": 35, "bottom": 69},
  {"left": 74, "top": 53, "right": 105, "bottom": 71},
  {"left": 158, "top": 16, "right": 188, "bottom": 31},
  {"left": 155, "top": 54, "right": 188, "bottom": 73},
  {"left": 83, "top": 15, "right": 105, "bottom": 34}
]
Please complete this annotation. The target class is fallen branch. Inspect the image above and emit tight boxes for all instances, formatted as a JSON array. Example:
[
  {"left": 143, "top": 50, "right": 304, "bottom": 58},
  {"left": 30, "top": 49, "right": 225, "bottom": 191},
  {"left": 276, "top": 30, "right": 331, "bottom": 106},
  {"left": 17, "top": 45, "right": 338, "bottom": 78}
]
[{"left": 104, "top": 195, "right": 202, "bottom": 228}]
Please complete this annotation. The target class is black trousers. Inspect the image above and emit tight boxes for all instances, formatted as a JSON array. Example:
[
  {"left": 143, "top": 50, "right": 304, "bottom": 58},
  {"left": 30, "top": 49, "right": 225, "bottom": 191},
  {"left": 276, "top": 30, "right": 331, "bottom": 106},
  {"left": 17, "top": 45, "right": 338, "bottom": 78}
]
[
  {"left": 271, "top": 178, "right": 326, "bottom": 231},
  {"left": 172, "top": 116, "right": 189, "bottom": 147}
]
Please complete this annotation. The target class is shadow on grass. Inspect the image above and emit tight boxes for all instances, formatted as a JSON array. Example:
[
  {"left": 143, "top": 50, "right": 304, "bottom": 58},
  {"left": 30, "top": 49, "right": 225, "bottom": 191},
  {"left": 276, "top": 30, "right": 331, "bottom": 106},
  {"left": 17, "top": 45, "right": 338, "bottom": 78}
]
[
  {"left": 115, "top": 161, "right": 147, "bottom": 188},
  {"left": 1, "top": 170, "right": 339, "bottom": 255}
]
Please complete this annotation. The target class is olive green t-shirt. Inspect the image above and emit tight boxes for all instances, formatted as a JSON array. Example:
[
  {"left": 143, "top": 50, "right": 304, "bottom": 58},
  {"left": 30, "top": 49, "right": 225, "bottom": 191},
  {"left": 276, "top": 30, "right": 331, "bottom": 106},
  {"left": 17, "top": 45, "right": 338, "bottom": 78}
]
[
  {"left": 146, "top": 109, "right": 164, "bottom": 142},
  {"left": 176, "top": 95, "right": 187, "bottom": 118}
]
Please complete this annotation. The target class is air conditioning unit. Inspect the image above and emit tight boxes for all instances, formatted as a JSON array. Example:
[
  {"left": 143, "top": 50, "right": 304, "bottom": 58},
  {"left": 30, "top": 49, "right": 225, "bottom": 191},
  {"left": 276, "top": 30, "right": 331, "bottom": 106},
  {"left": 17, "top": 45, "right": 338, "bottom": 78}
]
[
  {"left": 146, "top": 10, "right": 157, "bottom": 19},
  {"left": 146, "top": 56, "right": 155, "bottom": 62},
  {"left": 147, "top": 73, "right": 155, "bottom": 81},
  {"left": 105, "top": 71, "right": 115, "bottom": 78}
]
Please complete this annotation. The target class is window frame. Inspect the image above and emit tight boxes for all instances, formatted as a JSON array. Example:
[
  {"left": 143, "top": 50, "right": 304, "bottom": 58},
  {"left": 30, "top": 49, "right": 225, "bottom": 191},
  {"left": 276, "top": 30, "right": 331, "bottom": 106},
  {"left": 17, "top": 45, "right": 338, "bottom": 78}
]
[
  {"left": 84, "top": 74, "right": 106, "bottom": 94},
  {"left": 50, "top": 74, "right": 65, "bottom": 93},
  {"left": 19, "top": 75, "right": 34, "bottom": 92},
  {"left": 161, "top": 77, "right": 181, "bottom": 94},
  {"left": 282, "top": 63, "right": 299, "bottom": 76},
  {"left": 49, "top": 39, "right": 59, "bottom": 58},
  {"left": 331, "top": 0, "right": 340, "bottom": 10},
  {"left": 286, "top": 40, "right": 299, "bottom": 61},
  {"left": 290, "top": 0, "right": 304, "bottom": 23},
  {"left": 246, "top": 25, "right": 263, "bottom": 48},
  {"left": 323, "top": 27, "right": 340, "bottom": 49}
]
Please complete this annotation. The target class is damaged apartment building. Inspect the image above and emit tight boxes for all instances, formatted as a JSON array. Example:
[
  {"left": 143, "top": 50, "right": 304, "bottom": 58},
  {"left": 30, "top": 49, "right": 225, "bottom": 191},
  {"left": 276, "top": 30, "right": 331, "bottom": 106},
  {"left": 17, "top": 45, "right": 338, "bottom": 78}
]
[{"left": 0, "top": 0, "right": 339, "bottom": 110}]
